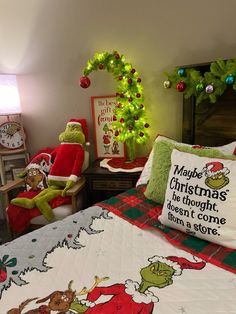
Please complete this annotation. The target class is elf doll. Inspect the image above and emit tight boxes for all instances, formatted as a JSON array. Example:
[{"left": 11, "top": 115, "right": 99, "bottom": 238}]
[{"left": 11, "top": 119, "right": 89, "bottom": 221}]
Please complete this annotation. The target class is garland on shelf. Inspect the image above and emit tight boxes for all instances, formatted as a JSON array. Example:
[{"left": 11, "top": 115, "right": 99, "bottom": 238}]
[
  {"left": 79, "top": 50, "right": 149, "bottom": 145},
  {"left": 163, "top": 58, "right": 236, "bottom": 105}
]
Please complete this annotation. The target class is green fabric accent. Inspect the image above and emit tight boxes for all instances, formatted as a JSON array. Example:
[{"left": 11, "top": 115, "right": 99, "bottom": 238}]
[
  {"left": 34, "top": 188, "right": 62, "bottom": 221},
  {"left": 124, "top": 207, "right": 144, "bottom": 220},
  {"left": 105, "top": 197, "right": 120, "bottom": 205},
  {"left": 47, "top": 180, "right": 67, "bottom": 188},
  {"left": 11, "top": 187, "right": 63, "bottom": 221},
  {"left": 11, "top": 198, "right": 35, "bottom": 209},
  {"left": 126, "top": 188, "right": 137, "bottom": 195},
  {"left": 62, "top": 179, "right": 75, "bottom": 196},
  {"left": 181, "top": 237, "right": 209, "bottom": 252},
  {"left": 153, "top": 222, "right": 172, "bottom": 233},
  {"left": 144, "top": 140, "right": 236, "bottom": 204},
  {"left": 223, "top": 251, "right": 236, "bottom": 267}
]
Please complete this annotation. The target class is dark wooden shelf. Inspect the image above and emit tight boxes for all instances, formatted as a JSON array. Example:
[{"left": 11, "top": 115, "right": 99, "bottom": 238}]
[{"left": 83, "top": 159, "right": 141, "bottom": 206}]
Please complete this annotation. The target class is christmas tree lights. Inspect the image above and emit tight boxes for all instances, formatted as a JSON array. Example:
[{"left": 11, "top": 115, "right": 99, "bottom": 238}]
[
  {"left": 80, "top": 51, "right": 150, "bottom": 161},
  {"left": 163, "top": 58, "right": 236, "bottom": 105}
]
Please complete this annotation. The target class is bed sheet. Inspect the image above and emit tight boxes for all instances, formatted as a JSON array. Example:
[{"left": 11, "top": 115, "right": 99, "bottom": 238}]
[
  {"left": 99, "top": 185, "right": 236, "bottom": 275},
  {"left": 0, "top": 199, "right": 236, "bottom": 313}
]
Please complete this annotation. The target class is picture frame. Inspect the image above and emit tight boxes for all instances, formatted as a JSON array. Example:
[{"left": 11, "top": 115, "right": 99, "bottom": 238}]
[
  {"left": 91, "top": 95, "right": 125, "bottom": 159},
  {"left": 12, "top": 167, "right": 25, "bottom": 180}
]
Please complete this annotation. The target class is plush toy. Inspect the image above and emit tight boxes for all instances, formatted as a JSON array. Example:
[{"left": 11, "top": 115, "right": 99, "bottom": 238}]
[
  {"left": 19, "top": 152, "right": 53, "bottom": 191},
  {"left": 11, "top": 119, "right": 88, "bottom": 221}
]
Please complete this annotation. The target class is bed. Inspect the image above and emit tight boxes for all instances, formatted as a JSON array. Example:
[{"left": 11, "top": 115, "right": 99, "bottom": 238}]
[{"left": 1, "top": 78, "right": 236, "bottom": 313}]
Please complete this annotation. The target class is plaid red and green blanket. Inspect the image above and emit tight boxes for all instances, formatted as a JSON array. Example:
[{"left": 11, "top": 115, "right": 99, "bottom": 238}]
[{"left": 98, "top": 185, "right": 236, "bottom": 275}]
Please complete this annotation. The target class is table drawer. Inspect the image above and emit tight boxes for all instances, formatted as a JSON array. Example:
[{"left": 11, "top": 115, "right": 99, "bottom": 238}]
[{"left": 92, "top": 180, "right": 133, "bottom": 190}]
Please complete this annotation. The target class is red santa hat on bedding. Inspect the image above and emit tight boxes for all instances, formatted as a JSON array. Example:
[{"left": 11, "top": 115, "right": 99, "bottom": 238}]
[
  {"left": 67, "top": 118, "right": 90, "bottom": 145},
  {"left": 148, "top": 255, "right": 206, "bottom": 276}
]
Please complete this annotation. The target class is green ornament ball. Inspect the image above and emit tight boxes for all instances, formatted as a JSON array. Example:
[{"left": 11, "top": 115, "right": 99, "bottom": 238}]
[{"left": 196, "top": 82, "right": 204, "bottom": 92}]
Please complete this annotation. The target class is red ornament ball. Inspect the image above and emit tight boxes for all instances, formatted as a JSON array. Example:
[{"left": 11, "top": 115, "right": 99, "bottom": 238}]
[
  {"left": 144, "top": 123, "right": 149, "bottom": 128},
  {"left": 79, "top": 76, "right": 91, "bottom": 89},
  {"left": 134, "top": 115, "right": 139, "bottom": 120},
  {"left": 115, "top": 130, "right": 119, "bottom": 136},
  {"left": 137, "top": 77, "right": 142, "bottom": 83},
  {"left": 115, "top": 53, "right": 120, "bottom": 59},
  {"left": 136, "top": 93, "right": 141, "bottom": 98},
  {"left": 120, "top": 118, "right": 125, "bottom": 123},
  {"left": 128, "top": 78, "right": 132, "bottom": 84},
  {"left": 139, "top": 132, "right": 144, "bottom": 137},
  {"left": 131, "top": 68, "right": 136, "bottom": 74},
  {"left": 176, "top": 81, "right": 186, "bottom": 92},
  {"left": 140, "top": 104, "right": 144, "bottom": 109},
  {"left": 99, "top": 64, "right": 104, "bottom": 70},
  {"left": 113, "top": 115, "right": 117, "bottom": 121},
  {"left": 128, "top": 97, "right": 133, "bottom": 102},
  {"left": 118, "top": 75, "right": 123, "bottom": 80}
]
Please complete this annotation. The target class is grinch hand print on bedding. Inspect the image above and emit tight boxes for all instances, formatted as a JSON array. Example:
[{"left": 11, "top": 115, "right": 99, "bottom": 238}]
[{"left": 159, "top": 149, "right": 236, "bottom": 249}]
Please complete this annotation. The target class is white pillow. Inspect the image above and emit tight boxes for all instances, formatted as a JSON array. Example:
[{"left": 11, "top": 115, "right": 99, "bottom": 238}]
[
  {"left": 136, "top": 135, "right": 236, "bottom": 187},
  {"left": 159, "top": 149, "right": 236, "bottom": 249}
]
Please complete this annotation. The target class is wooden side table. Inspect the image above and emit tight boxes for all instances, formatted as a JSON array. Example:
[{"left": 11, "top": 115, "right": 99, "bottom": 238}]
[{"left": 83, "top": 160, "right": 142, "bottom": 206}]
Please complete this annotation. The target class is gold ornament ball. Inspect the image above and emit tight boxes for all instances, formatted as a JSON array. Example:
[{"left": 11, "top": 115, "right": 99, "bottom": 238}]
[{"left": 163, "top": 80, "right": 171, "bottom": 88}]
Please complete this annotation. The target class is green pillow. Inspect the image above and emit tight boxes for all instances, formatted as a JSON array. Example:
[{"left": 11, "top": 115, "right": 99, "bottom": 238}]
[{"left": 144, "top": 140, "right": 234, "bottom": 204}]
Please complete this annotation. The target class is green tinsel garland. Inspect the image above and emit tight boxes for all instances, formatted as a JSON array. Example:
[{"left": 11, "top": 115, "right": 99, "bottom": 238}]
[
  {"left": 164, "top": 58, "right": 236, "bottom": 105},
  {"left": 81, "top": 50, "right": 150, "bottom": 145}
]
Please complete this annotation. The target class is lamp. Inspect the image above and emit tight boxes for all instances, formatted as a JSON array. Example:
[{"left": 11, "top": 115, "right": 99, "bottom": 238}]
[{"left": 0, "top": 75, "right": 21, "bottom": 114}]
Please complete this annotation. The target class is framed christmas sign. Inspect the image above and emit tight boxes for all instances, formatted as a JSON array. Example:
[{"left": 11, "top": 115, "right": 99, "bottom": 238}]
[{"left": 91, "top": 95, "right": 125, "bottom": 159}]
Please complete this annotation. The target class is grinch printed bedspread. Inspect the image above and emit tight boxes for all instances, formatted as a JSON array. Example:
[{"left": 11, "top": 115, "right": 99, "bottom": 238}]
[{"left": 0, "top": 204, "right": 236, "bottom": 313}]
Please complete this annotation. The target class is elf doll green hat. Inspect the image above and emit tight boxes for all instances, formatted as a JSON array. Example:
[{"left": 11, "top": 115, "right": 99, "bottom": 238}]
[{"left": 66, "top": 118, "right": 90, "bottom": 146}]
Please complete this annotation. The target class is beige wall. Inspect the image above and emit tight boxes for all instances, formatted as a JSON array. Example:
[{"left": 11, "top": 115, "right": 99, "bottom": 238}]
[{"left": 1, "top": 0, "right": 236, "bottom": 160}]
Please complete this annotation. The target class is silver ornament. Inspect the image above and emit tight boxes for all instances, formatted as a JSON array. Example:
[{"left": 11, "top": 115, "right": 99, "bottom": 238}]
[
  {"left": 164, "top": 80, "right": 171, "bottom": 89},
  {"left": 205, "top": 84, "right": 214, "bottom": 94}
]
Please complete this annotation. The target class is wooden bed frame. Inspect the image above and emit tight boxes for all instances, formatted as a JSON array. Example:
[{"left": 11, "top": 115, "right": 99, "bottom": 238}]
[{"left": 182, "top": 62, "right": 236, "bottom": 146}]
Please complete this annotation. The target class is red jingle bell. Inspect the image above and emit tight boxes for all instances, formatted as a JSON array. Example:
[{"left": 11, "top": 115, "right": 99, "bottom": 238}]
[
  {"left": 176, "top": 81, "right": 186, "bottom": 92},
  {"left": 115, "top": 53, "right": 120, "bottom": 59},
  {"left": 80, "top": 76, "right": 91, "bottom": 89}
]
